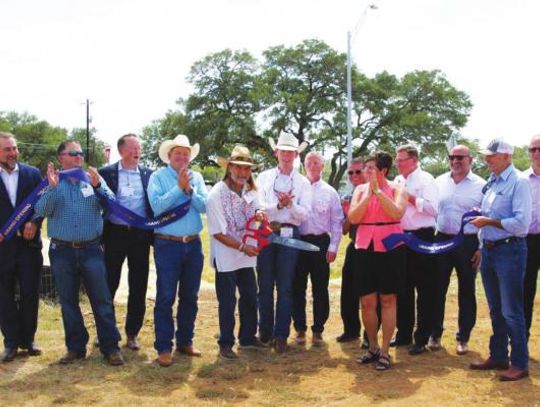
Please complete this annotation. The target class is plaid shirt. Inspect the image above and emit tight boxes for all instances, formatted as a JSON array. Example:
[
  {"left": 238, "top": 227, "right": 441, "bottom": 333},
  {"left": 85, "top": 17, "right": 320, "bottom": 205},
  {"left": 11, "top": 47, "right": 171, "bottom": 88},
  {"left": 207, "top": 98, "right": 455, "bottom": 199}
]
[{"left": 34, "top": 178, "right": 112, "bottom": 241}]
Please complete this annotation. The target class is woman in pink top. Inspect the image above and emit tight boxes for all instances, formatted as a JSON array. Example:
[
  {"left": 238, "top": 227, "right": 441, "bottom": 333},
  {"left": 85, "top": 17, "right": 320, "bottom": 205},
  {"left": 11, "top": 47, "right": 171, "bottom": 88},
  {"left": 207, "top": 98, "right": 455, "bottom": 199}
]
[{"left": 348, "top": 151, "right": 408, "bottom": 370}]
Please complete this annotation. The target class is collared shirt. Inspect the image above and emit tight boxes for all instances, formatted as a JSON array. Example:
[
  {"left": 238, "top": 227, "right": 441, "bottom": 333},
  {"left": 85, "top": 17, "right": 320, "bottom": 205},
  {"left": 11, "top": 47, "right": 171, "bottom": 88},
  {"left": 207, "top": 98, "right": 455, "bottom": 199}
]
[
  {"left": 394, "top": 166, "right": 438, "bottom": 230},
  {"left": 256, "top": 167, "right": 311, "bottom": 226},
  {"left": 522, "top": 167, "right": 540, "bottom": 234},
  {"left": 34, "top": 177, "right": 113, "bottom": 241},
  {"left": 298, "top": 179, "right": 343, "bottom": 253},
  {"left": 435, "top": 170, "right": 486, "bottom": 235},
  {"left": 147, "top": 165, "right": 207, "bottom": 236},
  {"left": 0, "top": 163, "right": 19, "bottom": 207},
  {"left": 207, "top": 181, "right": 260, "bottom": 272},
  {"left": 108, "top": 161, "right": 146, "bottom": 225},
  {"left": 479, "top": 164, "right": 531, "bottom": 241}
]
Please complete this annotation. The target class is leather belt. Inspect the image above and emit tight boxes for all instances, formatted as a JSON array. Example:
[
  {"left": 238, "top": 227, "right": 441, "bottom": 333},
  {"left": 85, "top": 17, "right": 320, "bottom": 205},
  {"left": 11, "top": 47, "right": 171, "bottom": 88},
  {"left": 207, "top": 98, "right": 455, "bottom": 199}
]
[
  {"left": 269, "top": 222, "right": 297, "bottom": 233},
  {"left": 154, "top": 233, "right": 199, "bottom": 243},
  {"left": 301, "top": 233, "right": 328, "bottom": 240},
  {"left": 359, "top": 221, "right": 400, "bottom": 226},
  {"left": 108, "top": 223, "right": 136, "bottom": 231},
  {"left": 483, "top": 237, "right": 521, "bottom": 250},
  {"left": 51, "top": 237, "right": 101, "bottom": 249}
]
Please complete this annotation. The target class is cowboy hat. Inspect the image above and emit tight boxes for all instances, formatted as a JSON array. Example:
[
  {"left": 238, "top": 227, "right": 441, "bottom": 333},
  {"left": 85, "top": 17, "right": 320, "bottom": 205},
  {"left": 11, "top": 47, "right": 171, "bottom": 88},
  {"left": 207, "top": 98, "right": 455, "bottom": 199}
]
[
  {"left": 158, "top": 134, "right": 200, "bottom": 164},
  {"left": 268, "top": 134, "right": 308, "bottom": 153},
  {"left": 217, "top": 145, "right": 258, "bottom": 168}
]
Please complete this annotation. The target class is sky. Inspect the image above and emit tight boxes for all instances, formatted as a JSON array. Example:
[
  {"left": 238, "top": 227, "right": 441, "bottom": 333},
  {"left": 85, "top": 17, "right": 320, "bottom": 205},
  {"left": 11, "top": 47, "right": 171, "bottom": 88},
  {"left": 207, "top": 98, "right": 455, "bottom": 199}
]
[{"left": 1, "top": 0, "right": 539, "bottom": 162}]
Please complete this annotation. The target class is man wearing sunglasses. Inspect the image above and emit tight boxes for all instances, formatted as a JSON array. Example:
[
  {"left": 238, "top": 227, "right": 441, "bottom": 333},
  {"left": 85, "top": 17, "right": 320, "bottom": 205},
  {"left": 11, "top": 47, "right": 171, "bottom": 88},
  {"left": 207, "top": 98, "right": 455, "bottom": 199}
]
[
  {"left": 337, "top": 157, "right": 366, "bottom": 344},
  {"left": 34, "top": 140, "right": 124, "bottom": 366},
  {"left": 430, "top": 145, "right": 485, "bottom": 355},
  {"left": 469, "top": 139, "right": 531, "bottom": 381},
  {"left": 522, "top": 134, "right": 540, "bottom": 342},
  {"left": 392, "top": 144, "right": 438, "bottom": 355},
  {"left": 99, "top": 134, "right": 153, "bottom": 352},
  {"left": 0, "top": 132, "right": 44, "bottom": 362}
]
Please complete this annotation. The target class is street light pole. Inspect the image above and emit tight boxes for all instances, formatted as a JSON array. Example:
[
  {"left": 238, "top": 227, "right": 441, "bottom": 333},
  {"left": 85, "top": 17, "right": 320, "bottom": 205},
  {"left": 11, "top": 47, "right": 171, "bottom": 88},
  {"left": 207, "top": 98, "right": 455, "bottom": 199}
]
[{"left": 346, "top": 3, "right": 379, "bottom": 169}]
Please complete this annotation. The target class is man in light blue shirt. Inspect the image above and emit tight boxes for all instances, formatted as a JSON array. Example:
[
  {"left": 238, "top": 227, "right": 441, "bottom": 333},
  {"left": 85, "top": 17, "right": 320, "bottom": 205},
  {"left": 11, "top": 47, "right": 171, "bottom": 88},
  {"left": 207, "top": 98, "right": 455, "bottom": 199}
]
[
  {"left": 469, "top": 139, "right": 531, "bottom": 381},
  {"left": 147, "top": 134, "right": 207, "bottom": 367}
]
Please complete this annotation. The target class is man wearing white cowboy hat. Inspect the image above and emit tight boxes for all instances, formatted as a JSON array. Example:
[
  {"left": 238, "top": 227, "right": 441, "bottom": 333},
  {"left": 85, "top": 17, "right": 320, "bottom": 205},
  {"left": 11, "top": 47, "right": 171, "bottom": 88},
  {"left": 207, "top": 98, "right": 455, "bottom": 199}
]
[
  {"left": 207, "top": 145, "right": 267, "bottom": 360},
  {"left": 147, "top": 134, "right": 208, "bottom": 367},
  {"left": 256, "top": 134, "right": 312, "bottom": 353}
]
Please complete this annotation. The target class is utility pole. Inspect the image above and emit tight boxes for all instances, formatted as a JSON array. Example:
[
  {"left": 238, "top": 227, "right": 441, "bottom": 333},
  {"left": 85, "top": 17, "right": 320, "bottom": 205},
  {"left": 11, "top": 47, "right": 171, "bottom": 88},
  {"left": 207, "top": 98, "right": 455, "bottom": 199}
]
[{"left": 85, "top": 99, "right": 90, "bottom": 163}]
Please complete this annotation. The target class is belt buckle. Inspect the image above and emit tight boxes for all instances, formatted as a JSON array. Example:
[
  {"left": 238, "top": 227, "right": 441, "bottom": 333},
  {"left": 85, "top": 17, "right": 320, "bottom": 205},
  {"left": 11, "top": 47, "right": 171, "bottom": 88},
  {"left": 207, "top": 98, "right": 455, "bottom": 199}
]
[
  {"left": 181, "top": 235, "right": 190, "bottom": 243},
  {"left": 72, "top": 241, "right": 83, "bottom": 249}
]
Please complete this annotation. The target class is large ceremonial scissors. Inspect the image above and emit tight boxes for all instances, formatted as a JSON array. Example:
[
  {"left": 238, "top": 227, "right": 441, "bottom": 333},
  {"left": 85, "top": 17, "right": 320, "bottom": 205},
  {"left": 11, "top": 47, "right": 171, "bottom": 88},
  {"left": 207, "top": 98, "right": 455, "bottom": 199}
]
[{"left": 242, "top": 216, "right": 320, "bottom": 252}]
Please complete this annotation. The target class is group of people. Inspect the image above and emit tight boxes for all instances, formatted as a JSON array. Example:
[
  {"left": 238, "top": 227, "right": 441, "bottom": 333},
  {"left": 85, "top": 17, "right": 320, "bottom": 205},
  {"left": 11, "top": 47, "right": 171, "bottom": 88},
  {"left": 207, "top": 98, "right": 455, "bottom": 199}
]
[{"left": 0, "top": 129, "right": 538, "bottom": 382}]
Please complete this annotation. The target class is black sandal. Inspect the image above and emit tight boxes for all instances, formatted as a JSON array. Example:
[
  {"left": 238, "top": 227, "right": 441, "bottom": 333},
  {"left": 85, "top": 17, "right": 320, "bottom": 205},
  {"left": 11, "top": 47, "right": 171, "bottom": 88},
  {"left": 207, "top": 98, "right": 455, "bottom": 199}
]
[
  {"left": 356, "top": 348, "right": 381, "bottom": 364},
  {"left": 375, "top": 353, "right": 391, "bottom": 371}
]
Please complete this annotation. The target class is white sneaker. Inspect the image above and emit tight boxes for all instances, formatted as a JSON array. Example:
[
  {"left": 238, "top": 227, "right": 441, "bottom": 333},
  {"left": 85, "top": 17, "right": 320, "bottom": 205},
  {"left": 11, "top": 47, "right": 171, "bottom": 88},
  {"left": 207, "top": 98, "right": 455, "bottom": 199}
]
[
  {"left": 427, "top": 337, "right": 442, "bottom": 351},
  {"left": 456, "top": 342, "right": 468, "bottom": 355}
]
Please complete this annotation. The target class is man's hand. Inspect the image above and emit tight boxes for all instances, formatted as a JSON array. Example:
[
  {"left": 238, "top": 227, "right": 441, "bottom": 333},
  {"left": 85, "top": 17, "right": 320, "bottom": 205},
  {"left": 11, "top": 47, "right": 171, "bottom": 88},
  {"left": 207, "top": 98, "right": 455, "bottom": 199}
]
[
  {"left": 243, "top": 244, "right": 259, "bottom": 257},
  {"left": 277, "top": 191, "right": 294, "bottom": 209},
  {"left": 22, "top": 222, "right": 37, "bottom": 241},
  {"left": 87, "top": 167, "right": 101, "bottom": 188},
  {"left": 326, "top": 251, "right": 337, "bottom": 263},
  {"left": 471, "top": 249, "right": 481, "bottom": 270},
  {"left": 470, "top": 216, "right": 490, "bottom": 228},
  {"left": 178, "top": 168, "right": 192, "bottom": 194},
  {"left": 46, "top": 162, "right": 59, "bottom": 188}
]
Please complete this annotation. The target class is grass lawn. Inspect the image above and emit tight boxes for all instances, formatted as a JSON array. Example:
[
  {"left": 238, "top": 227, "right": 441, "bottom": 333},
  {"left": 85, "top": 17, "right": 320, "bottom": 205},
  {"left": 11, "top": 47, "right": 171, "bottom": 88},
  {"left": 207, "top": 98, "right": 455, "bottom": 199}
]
[{"left": 2, "top": 221, "right": 538, "bottom": 406}]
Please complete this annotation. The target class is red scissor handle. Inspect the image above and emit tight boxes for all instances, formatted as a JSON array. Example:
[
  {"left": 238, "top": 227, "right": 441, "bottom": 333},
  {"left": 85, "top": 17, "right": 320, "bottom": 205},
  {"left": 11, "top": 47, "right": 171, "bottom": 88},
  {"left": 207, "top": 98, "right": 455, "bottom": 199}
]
[{"left": 242, "top": 215, "right": 273, "bottom": 249}]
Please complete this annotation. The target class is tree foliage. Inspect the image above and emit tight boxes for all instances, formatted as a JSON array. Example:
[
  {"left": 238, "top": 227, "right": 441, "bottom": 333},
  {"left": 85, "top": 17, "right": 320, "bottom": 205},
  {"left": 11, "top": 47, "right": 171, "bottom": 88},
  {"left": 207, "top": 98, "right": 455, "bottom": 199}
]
[
  {"left": 0, "top": 111, "right": 106, "bottom": 172},
  {"left": 140, "top": 39, "right": 473, "bottom": 187}
]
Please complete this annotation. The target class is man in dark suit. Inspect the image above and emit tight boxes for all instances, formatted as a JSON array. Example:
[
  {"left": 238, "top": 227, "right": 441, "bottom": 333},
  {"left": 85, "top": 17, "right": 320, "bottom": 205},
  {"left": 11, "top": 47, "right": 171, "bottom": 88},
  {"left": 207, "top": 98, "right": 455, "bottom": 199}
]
[
  {"left": 98, "top": 134, "right": 153, "bottom": 351},
  {"left": 0, "top": 132, "right": 44, "bottom": 362}
]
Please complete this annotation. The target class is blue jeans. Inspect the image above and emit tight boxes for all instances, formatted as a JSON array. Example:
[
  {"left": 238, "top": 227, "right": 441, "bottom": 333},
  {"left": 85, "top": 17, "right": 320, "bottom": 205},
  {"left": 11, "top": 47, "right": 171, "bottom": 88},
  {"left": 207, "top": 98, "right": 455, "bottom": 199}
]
[
  {"left": 153, "top": 238, "right": 203, "bottom": 354},
  {"left": 215, "top": 267, "right": 258, "bottom": 347},
  {"left": 256, "top": 227, "right": 299, "bottom": 340},
  {"left": 49, "top": 243, "right": 120, "bottom": 356},
  {"left": 480, "top": 238, "right": 528, "bottom": 369}
]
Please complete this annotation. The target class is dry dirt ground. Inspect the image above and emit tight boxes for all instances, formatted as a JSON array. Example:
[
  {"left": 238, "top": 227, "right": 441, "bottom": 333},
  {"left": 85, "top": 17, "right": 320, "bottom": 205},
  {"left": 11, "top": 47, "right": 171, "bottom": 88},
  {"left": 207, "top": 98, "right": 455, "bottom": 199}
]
[{"left": 0, "top": 277, "right": 539, "bottom": 407}]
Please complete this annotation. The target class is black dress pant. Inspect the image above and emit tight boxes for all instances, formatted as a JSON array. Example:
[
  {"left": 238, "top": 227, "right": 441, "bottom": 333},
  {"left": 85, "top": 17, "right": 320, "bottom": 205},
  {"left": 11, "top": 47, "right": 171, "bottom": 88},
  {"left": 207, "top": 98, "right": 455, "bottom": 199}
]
[
  {"left": 395, "top": 227, "right": 436, "bottom": 346},
  {"left": 0, "top": 237, "right": 43, "bottom": 349},
  {"left": 103, "top": 223, "right": 152, "bottom": 337},
  {"left": 432, "top": 233, "right": 479, "bottom": 343},
  {"left": 339, "top": 242, "right": 361, "bottom": 337},
  {"left": 524, "top": 233, "right": 540, "bottom": 339},
  {"left": 292, "top": 234, "right": 330, "bottom": 334}
]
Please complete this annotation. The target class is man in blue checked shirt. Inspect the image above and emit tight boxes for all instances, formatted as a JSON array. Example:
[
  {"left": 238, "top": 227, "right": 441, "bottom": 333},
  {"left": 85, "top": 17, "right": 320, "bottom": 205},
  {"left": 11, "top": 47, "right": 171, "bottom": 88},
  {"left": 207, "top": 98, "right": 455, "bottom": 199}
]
[
  {"left": 469, "top": 139, "right": 532, "bottom": 382},
  {"left": 147, "top": 134, "right": 207, "bottom": 367},
  {"left": 34, "top": 140, "right": 124, "bottom": 366}
]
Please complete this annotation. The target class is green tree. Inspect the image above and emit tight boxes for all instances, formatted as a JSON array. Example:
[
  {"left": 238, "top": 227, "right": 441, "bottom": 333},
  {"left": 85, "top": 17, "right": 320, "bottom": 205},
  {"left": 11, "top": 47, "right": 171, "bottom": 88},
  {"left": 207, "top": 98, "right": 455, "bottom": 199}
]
[{"left": 0, "top": 111, "right": 67, "bottom": 172}]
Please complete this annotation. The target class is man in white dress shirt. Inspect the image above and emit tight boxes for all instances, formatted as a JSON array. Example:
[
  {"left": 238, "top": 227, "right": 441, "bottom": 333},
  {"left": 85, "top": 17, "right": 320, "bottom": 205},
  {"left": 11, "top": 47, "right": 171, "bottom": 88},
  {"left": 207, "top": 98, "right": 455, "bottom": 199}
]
[
  {"left": 392, "top": 144, "right": 438, "bottom": 355},
  {"left": 430, "top": 145, "right": 485, "bottom": 355},
  {"left": 292, "top": 152, "right": 343, "bottom": 346},
  {"left": 256, "top": 134, "right": 312, "bottom": 353}
]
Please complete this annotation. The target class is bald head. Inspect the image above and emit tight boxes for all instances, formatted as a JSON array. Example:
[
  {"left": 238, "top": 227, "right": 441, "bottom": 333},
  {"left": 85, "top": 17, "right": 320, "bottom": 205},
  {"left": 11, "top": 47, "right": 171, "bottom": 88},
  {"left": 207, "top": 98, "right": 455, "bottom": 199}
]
[{"left": 448, "top": 144, "right": 473, "bottom": 179}]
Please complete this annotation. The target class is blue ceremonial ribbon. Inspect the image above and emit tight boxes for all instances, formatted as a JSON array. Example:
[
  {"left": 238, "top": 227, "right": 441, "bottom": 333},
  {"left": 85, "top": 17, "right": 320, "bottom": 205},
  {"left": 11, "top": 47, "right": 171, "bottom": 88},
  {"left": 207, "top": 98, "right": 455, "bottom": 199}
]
[
  {"left": 0, "top": 167, "right": 191, "bottom": 242},
  {"left": 382, "top": 210, "right": 482, "bottom": 254}
]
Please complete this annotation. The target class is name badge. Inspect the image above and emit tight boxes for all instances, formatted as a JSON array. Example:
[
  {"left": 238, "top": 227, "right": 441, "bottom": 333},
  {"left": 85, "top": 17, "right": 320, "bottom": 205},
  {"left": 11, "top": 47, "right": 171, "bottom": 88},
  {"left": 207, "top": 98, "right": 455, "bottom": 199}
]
[
  {"left": 280, "top": 226, "right": 293, "bottom": 238},
  {"left": 80, "top": 183, "right": 95, "bottom": 198},
  {"left": 123, "top": 186, "right": 135, "bottom": 197}
]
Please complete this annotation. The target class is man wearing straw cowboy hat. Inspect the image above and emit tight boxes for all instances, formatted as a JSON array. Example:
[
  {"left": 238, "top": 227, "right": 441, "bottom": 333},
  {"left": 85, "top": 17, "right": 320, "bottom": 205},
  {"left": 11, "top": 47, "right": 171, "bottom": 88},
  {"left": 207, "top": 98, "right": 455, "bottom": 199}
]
[
  {"left": 147, "top": 134, "right": 208, "bottom": 367},
  {"left": 256, "top": 134, "right": 311, "bottom": 353},
  {"left": 207, "top": 145, "right": 266, "bottom": 360}
]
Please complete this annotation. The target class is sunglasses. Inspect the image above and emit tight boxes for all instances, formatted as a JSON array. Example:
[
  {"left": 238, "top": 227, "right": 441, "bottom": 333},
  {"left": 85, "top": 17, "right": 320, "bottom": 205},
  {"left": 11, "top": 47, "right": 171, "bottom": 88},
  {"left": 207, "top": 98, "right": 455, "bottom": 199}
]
[
  {"left": 347, "top": 170, "right": 363, "bottom": 175},
  {"left": 61, "top": 150, "right": 85, "bottom": 157},
  {"left": 448, "top": 155, "right": 468, "bottom": 161},
  {"left": 529, "top": 147, "right": 540, "bottom": 154}
]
